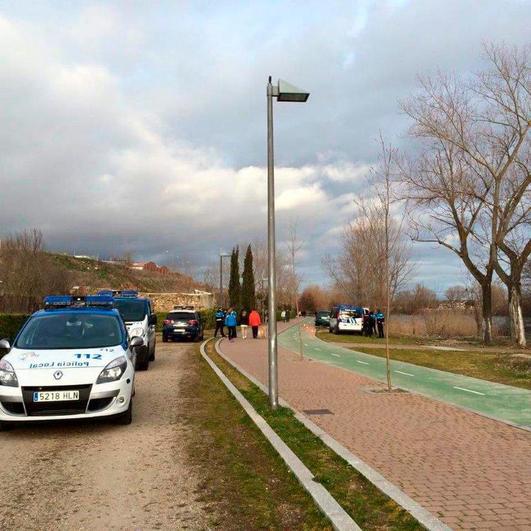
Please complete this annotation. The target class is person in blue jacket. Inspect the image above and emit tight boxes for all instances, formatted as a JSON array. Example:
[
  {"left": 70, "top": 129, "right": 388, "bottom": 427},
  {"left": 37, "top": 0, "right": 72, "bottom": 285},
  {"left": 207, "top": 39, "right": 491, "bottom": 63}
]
[
  {"left": 225, "top": 307, "right": 238, "bottom": 341},
  {"left": 376, "top": 309, "right": 385, "bottom": 338}
]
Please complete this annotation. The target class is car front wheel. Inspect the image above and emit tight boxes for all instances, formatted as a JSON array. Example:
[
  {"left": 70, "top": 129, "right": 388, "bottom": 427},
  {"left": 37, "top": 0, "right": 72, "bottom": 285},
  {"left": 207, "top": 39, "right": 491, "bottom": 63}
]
[{"left": 115, "top": 400, "right": 133, "bottom": 425}]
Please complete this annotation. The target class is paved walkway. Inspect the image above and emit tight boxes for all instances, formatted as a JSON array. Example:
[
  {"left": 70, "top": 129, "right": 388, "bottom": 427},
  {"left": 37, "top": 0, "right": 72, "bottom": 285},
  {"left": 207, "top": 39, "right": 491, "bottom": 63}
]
[
  {"left": 282, "top": 325, "right": 531, "bottom": 429},
  {"left": 219, "top": 323, "right": 531, "bottom": 530}
]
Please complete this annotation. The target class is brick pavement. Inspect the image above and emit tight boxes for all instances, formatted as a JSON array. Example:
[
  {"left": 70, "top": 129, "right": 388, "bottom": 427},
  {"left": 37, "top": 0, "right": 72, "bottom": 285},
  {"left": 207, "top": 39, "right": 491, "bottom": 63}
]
[{"left": 219, "top": 325, "right": 531, "bottom": 530}]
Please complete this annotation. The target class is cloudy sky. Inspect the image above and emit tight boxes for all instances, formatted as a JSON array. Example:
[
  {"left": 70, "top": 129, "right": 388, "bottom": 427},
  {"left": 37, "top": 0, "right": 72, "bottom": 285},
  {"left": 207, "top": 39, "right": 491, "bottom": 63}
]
[{"left": 1, "top": 0, "right": 529, "bottom": 294}]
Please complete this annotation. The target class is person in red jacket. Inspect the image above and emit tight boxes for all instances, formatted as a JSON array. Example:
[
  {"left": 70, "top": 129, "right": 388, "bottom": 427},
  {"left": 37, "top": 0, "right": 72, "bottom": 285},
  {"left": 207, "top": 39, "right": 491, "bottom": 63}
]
[{"left": 248, "top": 309, "right": 261, "bottom": 339}]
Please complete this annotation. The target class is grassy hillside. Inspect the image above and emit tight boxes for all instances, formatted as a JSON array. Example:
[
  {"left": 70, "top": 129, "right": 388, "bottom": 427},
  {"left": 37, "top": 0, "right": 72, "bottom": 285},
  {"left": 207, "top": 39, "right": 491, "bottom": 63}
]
[{"left": 50, "top": 254, "right": 199, "bottom": 293}]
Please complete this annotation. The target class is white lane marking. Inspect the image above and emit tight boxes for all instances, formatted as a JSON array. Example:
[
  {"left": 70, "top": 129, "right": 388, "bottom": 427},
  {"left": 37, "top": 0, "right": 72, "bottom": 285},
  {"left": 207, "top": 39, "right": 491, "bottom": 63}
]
[
  {"left": 395, "top": 370, "right": 415, "bottom": 377},
  {"left": 453, "top": 386, "right": 485, "bottom": 396},
  {"left": 331, "top": 353, "right": 341, "bottom": 358},
  {"left": 356, "top": 360, "right": 369, "bottom": 365}
]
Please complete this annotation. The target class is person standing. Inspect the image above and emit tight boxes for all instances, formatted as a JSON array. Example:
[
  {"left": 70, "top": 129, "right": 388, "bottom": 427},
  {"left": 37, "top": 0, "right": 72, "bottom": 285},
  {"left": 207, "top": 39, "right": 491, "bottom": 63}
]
[
  {"left": 225, "top": 307, "right": 238, "bottom": 341},
  {"left": 214, "top": 307, "right": 226, "bottom": 338},
  {"left": 376, "top": 309, "right": 385, "bottom": 338},
  {"left": 281, "top": 309, "right": 287, "bottom": 322},
  {"left": 369, "top": 311, "right": 376, "bottom": 337},
  {"left": 362, "top": 310, "right": 370, "bottom": 337},
  {"left": 248, "top": 308, "right": 261, "bottom": 339},
  {"left": 240, "top": 309, "right": 249, "bottom": 339}
]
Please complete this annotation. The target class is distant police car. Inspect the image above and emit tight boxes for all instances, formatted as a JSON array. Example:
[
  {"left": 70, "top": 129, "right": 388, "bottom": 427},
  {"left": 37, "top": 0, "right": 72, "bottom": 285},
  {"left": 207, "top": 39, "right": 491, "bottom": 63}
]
[
  {"left": 329, "top": 304, "right": 364, "bottom": 334},
  {"left": 0, "top": 295, "right": 139, "bottom": 430},
  {"left": 98, "top": 290, "right": 157, "bottom": 371}
]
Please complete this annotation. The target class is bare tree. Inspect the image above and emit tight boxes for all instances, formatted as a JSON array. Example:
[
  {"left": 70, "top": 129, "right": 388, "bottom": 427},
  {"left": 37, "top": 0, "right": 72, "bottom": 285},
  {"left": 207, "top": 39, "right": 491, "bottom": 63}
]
[
  {"left": 251, "top": 238, "right": 291, "bottom": 312},
  {"left": 298, "top": 285, "right": 330, "bottom": 314},
  {"left": 285, "top": 220, "right": 303, "bottom": 314},
  {"left": 401, "top": 43, "right": 530, "bottom": 344},
  {"left": 325, "top": 137, "right": 411, "bottom": 390},
  {"left": 445, "top": 285, "right": 469, "bottom": 304},
  {"left": 324, "top": 153, "right": 412, "bottom": 313},
  {"left": 0, "top": 229, "right": 71, "bottom": 312},
  {"left": 368, "top": 136, "right": 412, "bottom": 390}
]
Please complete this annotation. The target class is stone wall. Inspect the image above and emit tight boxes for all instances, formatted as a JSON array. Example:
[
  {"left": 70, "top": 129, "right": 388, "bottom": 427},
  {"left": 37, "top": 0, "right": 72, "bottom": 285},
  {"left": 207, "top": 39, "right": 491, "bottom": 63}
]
[{"left": 140, "top": 291, "right": 214, "bottom": 312}]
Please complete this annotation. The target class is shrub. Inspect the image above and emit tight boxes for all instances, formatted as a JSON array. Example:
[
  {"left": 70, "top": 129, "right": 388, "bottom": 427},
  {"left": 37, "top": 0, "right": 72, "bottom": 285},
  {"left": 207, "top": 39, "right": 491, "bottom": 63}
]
[
  {"left": 388, "top": 315, "right": 426, "bottom": 336},
  {"left": 0, "top": 314, "right": 30, "bottom": 342},
  {"left": 199, "top": 308, "right": 216, "bottom": 330},
  {"left": 422, "top": 309, "right": 478, "bottom": 338}
]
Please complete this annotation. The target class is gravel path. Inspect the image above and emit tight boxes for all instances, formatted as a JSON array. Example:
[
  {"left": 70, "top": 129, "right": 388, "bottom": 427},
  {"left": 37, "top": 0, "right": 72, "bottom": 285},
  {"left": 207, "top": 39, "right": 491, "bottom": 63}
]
[{"left": 0, "top": 343, "right": 210, "bottom": 530}]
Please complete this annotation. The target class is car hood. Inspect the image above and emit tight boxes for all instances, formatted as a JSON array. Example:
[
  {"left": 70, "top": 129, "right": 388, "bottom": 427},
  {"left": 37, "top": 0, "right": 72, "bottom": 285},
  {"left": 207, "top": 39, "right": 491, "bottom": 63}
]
[{"left": 5, "top": 346, "right": 124, "bottom": 371}]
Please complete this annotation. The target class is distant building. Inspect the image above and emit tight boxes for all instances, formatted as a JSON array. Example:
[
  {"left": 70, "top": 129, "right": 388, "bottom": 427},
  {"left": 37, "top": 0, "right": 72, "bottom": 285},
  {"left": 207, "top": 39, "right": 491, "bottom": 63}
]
[{"left": 130, "top": 261, "right": 170, "bottom": 274}]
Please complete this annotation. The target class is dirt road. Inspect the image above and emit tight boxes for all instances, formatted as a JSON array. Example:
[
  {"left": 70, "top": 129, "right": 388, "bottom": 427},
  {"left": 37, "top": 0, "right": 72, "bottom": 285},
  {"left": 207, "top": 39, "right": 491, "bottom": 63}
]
[{"left": 0, "top": 343, "right": 210, "bottom": 530}]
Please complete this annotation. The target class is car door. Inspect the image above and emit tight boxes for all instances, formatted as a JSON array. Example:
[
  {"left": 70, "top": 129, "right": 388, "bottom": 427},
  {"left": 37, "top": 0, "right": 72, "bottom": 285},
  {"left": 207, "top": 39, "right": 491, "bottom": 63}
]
[{"left": 147, "top": 301, "right": 156, "bottom": 349}]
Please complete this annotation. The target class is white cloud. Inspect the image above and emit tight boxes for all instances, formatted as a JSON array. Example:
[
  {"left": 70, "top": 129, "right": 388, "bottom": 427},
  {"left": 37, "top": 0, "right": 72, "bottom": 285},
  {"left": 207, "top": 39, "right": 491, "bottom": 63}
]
[{"left": 0, "top": 1, "right": 527, "bottom": 290}]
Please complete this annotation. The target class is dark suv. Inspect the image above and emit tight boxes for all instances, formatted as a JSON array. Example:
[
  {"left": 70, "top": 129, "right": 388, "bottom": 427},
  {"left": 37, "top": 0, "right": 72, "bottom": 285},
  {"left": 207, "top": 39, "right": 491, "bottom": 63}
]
[
  {"left": 315, "top": 310, "right": 330, "bottom": 327},
  {"left": 162, "top": 307, "right": 204, "bottom": 342}
]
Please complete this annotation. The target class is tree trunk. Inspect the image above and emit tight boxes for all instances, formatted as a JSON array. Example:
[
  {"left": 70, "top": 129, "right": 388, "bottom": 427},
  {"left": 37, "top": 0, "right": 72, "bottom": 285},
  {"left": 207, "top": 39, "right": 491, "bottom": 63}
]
[
  {"left": 481, "top": 283, "right": 493, "bottom": 344},
  {"left": 508, "top": 283, "right": 526, "bottom": 348}
]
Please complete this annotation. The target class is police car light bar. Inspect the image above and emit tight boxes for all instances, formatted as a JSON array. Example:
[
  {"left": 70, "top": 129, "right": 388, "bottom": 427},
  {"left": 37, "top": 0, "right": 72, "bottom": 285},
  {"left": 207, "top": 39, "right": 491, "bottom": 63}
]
[
  {"left": 97, "top": 289, "right": 114, "bottom": 297},
  {"left": 119, "top": 290, "right": 138, "bottom": 298},
  {"left": 97, "top": 289, "right": 138, "bottom": 298},
  {"left": 44, "top": 295, "right": 114, "bottom": 309}
]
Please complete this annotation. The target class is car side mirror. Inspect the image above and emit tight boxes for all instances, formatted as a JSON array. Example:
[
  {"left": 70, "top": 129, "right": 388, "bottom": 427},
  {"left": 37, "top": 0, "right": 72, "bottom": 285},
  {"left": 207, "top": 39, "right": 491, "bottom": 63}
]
[
  {"left": 0, "top": 339, "right": 11, "bottom": 350},
  {"left": 130, "top": 336, "right": 144, "bottom": 348},
  {"left": 148, "top": 314, "right": 157, "bottom": 326}
]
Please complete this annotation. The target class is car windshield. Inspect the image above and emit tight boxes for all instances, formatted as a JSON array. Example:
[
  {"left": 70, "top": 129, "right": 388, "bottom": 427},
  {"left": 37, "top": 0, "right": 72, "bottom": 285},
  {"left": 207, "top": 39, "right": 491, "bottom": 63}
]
[
  {"left": 340, "top": 310, "right": 362, "bottom": 318},
  {"left": 15, "top": 313, "right": 123, "bottom": 350},
  {"left": 166, "top": 312, "right": 194, "bottom": 321},
  {"left": 114, "top": 299, "right": 147, "bottom": 322},
  {"left": 317, "top": 311, "right": 329, "bottom": 318}
]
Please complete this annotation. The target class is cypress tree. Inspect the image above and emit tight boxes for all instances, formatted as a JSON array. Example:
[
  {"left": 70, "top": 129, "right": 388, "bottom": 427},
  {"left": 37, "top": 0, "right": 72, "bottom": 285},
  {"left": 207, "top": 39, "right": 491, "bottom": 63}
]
[
  {"left": 228, "top": 246, "right": 241, "bottom": 309},
  {"left": 241, "top": 244, "right": 256, "bottom": 311}
]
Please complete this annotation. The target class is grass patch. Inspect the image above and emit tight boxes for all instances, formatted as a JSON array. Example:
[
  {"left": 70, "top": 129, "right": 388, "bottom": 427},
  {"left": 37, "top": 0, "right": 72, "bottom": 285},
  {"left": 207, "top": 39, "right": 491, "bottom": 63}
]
[
  {"left": 348, "top": 346, "right": 531, "bottom": 390},
  {"left": 316, "top": 329, "right": 423, "bottom": 346},
  {"left": 206, "top": 341, "right": 424, "bottom": 531},
  {"left": 179, "top": 340, "right": 331, "bottom": 529}
]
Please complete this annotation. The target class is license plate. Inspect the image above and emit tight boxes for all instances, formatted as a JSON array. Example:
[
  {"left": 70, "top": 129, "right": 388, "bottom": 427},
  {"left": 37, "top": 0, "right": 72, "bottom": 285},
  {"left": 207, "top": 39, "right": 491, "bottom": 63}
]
[
  {"left": 173, "top": 328, "right": 185, "bottom": 333},
  {"left": 33, "top": 390, "right": 80, "bottom": 402}
]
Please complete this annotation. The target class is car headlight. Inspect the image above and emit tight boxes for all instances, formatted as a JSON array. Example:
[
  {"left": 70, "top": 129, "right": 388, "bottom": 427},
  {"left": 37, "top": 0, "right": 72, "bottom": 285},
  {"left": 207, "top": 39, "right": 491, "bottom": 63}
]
[
  {"left": 130, "top": 327, "right": 144, "bottom": 338},
  {"left": 0, "top": 359, "right": 18, "bottom": 387},
  {"left": 96, "top": 356, "right": 127, "bottom": 384}
]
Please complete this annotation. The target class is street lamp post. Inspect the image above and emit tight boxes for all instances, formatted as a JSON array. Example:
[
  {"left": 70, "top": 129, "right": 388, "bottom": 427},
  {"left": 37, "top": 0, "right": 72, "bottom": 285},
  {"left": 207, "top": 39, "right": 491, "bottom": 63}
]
[
  {"left": 266, "top": 76, "right": 309, "bottom": 409},
  {"left": 219, "top": 252, "right": 230, "bottom": 307}
]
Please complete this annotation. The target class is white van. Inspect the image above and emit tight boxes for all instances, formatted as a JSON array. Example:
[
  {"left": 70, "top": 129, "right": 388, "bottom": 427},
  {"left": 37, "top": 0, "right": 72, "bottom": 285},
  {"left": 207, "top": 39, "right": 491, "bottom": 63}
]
[
  {"left": 329, "top": 305, "right": 364, "bottom": 334},
  {"left": 99, "top": 290, "right": 157, "bottom": 371}
]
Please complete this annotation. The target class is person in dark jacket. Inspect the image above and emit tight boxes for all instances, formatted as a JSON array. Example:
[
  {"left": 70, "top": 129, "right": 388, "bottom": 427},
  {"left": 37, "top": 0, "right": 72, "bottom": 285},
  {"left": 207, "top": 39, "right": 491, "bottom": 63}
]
[
  {"left": 225, "top": 307, "right": 238, "bottom": 341},
  {"left": 376, "top": 309, "right": 385, "bottom": 338},
  {"left": 214, "top": 308, "right": 226, "bottom": 338},
  {"left": 369, "top": 311, "right": 376, "bottom": 337},
  {"left": 240, "top": 309, "right": 249, "bottom": 339},
  {"left": 362, "top": 310, "right": 371, "bottom": 336}
]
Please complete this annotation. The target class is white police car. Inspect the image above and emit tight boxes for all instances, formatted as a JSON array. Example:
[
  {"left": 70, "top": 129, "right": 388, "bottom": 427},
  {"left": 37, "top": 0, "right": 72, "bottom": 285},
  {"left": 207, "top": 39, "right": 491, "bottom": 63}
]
[{"left": 0, "top": 295, "right": 139, "bottom": 430}]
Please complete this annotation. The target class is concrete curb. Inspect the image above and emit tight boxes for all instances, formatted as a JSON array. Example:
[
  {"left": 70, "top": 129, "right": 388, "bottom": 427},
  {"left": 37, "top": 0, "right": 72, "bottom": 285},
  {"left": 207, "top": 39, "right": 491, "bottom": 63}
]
[
  {"left": 200, "top": 339, "right": 360, "bottom": 531},
  {"left": 215, "top": 339, "right": 452, "bottom": 531}
]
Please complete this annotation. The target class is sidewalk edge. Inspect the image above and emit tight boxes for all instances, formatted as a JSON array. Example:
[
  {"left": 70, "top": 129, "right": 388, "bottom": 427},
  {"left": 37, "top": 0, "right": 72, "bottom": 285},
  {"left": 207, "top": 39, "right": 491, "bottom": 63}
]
[
  {"left": 200, "top": 339, "right": 360, "bottom": 531},
  {"left": 215, "top": 339, "right": 452, "bottom": 531}
]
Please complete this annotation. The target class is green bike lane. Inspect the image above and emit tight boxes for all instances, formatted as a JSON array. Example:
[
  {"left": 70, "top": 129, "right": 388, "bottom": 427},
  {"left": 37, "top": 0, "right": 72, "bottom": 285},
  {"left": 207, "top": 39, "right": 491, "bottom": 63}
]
[{"left": 279, "top": 323, "right": 531, "bottom": 429}]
